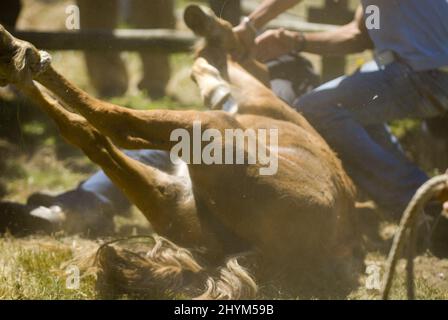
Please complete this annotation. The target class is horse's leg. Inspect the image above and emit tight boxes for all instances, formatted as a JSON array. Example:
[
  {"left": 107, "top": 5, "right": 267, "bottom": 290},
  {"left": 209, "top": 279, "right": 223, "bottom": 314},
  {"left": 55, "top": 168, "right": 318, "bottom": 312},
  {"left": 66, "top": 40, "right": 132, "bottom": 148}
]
[
  {"left": 35, "top": 66, "right": 237, "bottom": 151},
  {"left": 226, "top": 61, "right": 314, "bottom": 128},
  {"left": 191, "top": 55, "right": 318, "bottom": 137},
  {"left": 191, "top": 57, "right": 236, "bottom": 112},
  {"left": 0, "top": 25, "right": 228, "bottom": 249},
  {"left": 19, "top": 83, "right": 206, "bottom": 246},
  {"left": 0, "top": 26, "right": 203, "bottom": 152}
]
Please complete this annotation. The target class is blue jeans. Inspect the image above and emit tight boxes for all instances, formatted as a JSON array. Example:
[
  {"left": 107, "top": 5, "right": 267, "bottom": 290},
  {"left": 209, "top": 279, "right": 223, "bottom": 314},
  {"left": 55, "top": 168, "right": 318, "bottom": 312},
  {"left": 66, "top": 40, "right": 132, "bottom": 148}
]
[
  {"left": 79, "top": 150, "right": 173, "bottom": 212},
  {"left": 294, "top": 60, "right": 448, "bottom": 214}
]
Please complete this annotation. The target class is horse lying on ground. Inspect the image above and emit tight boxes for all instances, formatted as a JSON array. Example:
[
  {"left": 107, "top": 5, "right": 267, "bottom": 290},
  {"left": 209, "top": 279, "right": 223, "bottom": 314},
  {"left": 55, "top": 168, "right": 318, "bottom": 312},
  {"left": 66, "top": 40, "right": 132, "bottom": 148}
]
[{"left": 0, "top": 5, "right": 361, "bottom": 298}]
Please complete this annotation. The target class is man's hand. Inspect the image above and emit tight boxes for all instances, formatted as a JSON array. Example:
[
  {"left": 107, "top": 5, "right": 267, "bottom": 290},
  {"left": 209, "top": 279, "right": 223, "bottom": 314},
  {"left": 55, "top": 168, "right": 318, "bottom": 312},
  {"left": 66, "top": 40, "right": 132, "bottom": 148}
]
[
  {"left": 233, "top": 22, "right": 257, "bottom": 60},
  {"left": 254, "top": 28, "right": 303, "bottom": 62},
  {"left": 232, "top": 0, "right": 302, "bottom": 60}
]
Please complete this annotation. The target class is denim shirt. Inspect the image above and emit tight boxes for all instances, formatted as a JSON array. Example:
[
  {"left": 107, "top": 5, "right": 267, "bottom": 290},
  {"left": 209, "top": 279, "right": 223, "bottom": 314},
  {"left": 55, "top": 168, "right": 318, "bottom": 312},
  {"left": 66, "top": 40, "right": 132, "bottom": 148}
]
[{"left": 361, "top": 0, "right": 448, "bottom": 71}]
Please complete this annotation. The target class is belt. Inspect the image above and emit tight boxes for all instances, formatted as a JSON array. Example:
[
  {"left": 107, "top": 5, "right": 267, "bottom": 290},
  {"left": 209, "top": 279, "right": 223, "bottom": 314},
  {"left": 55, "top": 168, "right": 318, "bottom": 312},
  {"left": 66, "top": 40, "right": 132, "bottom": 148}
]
[
  {"left": 375, "top": 50, "right": 448, "bottom": 73},
  {"left": 374, "top": 50, "right": 397, "bottom": 69}
]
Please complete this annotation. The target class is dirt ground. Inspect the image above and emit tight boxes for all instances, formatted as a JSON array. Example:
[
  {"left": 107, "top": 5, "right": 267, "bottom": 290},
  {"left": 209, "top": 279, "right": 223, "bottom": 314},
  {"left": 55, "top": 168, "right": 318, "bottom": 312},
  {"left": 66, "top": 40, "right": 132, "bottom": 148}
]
[{"left": 0, "top": 0, "right": 447, "bottom": 300}]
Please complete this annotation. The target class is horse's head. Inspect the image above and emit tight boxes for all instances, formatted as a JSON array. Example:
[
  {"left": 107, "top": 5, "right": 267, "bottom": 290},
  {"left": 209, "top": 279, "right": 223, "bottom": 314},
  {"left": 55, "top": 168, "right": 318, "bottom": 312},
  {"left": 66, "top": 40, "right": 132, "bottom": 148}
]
[
  {"left": 184, "top": 5, "right": 242, "bottom": 80},
  {"left": 184, "top": 4, "right": 239, "bottom": 52},
  {"left": 184, "top": 5, "right": 270, "bottom": 92}
]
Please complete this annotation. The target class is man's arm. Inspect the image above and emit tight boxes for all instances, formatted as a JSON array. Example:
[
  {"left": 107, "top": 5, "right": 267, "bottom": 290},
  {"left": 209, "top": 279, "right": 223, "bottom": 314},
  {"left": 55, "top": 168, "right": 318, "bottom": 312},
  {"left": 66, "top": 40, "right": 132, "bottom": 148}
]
[
  {"left": 233, "top": 0, "right": 301, "bottom": 58},
  {"left": 301, "top": 6, "right": 373, "bottom": 55},
  {"left": 255, "top": 5, "right": 373, "bottom": 62}
]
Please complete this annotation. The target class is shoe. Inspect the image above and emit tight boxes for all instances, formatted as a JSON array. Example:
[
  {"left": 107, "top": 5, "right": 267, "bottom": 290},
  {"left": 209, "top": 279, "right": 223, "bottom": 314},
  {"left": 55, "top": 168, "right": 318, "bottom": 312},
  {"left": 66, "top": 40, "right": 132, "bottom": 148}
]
[
  {"left": 0, "top": 201, "right": 55, "bottom": 236},
  {"left": 27, "top": 189, "right": 115, "bottom": 236}
]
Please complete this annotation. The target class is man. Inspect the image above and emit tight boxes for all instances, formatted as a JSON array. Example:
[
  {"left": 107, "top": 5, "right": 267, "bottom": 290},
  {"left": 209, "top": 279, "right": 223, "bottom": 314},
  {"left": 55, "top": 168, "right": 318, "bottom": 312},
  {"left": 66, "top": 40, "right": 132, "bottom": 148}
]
[
  {"left": 77, "top": 0, "right": 176, "bottom": 98},
  {"left": 234, "top": 0, "right": 448, "bottom": 219},
  {"left": 78, "top": 0, "right": 241, "bottom": 98}
]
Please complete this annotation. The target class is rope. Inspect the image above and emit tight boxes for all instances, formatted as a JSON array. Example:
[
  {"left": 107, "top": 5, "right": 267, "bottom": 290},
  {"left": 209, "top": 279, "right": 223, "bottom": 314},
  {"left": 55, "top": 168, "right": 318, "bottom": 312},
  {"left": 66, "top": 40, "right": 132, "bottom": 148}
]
[
  {"left": 35, "top": 50, "right": 52, "bottom": 77},
  {"left": 381, "top": 174, "right": 448, "bottom": 300}
]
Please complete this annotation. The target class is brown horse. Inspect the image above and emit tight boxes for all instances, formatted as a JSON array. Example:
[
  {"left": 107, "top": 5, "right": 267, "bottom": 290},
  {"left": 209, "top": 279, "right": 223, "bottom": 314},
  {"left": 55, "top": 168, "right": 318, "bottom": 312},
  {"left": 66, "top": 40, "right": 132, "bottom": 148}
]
[{"left": 0, "top": 5, "right": 359, "bottom": 298}]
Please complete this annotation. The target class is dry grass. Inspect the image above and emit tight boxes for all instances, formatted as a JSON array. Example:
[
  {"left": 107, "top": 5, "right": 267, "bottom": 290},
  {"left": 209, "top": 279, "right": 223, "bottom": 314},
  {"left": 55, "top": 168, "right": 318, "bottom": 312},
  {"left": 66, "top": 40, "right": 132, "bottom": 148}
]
[
  {"left": 1, "top": 234, "right": 448, "bottom": 299},
  {"left": 0, "top": 235, "right": 97, "bottom": 299}
]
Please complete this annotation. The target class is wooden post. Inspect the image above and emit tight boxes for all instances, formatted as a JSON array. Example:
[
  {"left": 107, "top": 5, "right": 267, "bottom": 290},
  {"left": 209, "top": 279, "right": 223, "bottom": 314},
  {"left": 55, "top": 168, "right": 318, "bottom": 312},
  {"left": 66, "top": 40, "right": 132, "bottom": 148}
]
[{"left": 308, "top": 0, "right": 354, "bottom": 81}]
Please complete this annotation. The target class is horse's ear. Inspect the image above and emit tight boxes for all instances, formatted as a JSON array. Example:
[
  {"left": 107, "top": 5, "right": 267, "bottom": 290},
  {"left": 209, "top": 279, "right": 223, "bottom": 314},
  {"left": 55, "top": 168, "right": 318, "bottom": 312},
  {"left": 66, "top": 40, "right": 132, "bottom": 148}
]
[
  {"left": 0, "top": 24, "right": 11, "bottom": 49},
  {"left": 184, "top": 5, "right": 212, "bottom": 37},
  {"left": 0, "top": 24, "right": 16, "bottom": 51}
]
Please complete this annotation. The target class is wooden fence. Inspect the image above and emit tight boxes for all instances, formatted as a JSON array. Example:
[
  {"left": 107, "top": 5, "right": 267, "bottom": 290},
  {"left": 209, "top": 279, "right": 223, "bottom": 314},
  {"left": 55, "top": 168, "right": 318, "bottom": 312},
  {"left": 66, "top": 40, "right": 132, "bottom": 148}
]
[
  {"left": 12, "top": 29, "right": 195, "bottom": 52},
  {"left": 10, "top": 0, "right": 356, "bottom": 79}
]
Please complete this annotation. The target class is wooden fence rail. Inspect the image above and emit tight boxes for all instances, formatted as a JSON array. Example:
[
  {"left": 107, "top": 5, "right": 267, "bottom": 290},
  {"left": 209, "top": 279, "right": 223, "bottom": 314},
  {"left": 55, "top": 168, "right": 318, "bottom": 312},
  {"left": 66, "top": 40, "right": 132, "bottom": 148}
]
[
  {"left": 10, "top": 23, "right": 333, "bottom": 53},
  {"left": 11, "top": 29, "right": 196, "bottom": 52}
]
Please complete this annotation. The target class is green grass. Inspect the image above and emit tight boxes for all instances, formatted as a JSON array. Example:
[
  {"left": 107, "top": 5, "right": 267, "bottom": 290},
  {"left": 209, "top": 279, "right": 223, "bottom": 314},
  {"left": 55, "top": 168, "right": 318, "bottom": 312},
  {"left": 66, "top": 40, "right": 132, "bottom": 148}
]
[
  {"left": 108, "top": 93, "right": 198, "bottom": 111},
  {"left": 0, "top": 237, "right": 97, "bottom": 299}
]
